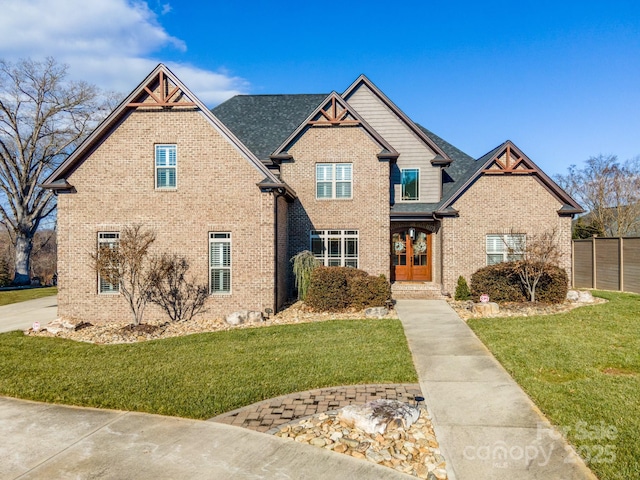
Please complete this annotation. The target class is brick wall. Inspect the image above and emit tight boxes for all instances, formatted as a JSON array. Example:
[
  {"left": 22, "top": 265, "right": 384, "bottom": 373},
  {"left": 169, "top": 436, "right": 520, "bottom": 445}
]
[
  {"left": 282, "top": 125, "right": 390, "bottom": 288},
  {"left": 441, "top": 175, "right": 573, "bottom": 295},
  {"left": 57, "top": 108, "right": 276, "bottom": 324}
]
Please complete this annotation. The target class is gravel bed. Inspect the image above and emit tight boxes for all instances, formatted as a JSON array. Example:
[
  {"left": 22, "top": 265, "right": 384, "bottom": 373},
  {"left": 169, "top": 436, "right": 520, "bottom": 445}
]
[
  {"left": 25, "top": 302, "right": 399, "bottom": 344},
  {"left": 273, "top": 408, "right": 447, "bottom": 479},
  {"left": 447, "top": 298, "right": 606, "bottom": 320}
]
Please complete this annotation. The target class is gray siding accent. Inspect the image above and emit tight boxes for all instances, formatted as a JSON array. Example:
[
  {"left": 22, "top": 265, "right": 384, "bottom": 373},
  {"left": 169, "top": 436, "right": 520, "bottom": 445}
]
[{"left": 347, "top": 85, "right": 441, "bottom": 203}]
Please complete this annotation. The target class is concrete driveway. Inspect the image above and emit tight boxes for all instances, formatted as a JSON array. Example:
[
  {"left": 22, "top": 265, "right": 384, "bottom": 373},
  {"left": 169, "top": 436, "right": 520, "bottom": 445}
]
[
  {"left": 0, "top": 295, "right": 57, "bottom": 333},
  {"left": 0, "top": 397, "right": 412, "bottom": 480}
]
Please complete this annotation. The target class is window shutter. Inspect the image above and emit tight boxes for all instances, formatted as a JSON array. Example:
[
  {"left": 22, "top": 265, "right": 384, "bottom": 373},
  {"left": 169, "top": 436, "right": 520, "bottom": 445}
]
[
  {"left": 336, "top": 164, "right": 351, "bottom": 181},
  {"left": 336, "top": 182, "right": 351, "bottom": 198},
  {"left": 486, "top": 235, "right": 503, "bottom": 254},
  {"left": 210, "top": 242, "right": 230, "bottom": 267}
]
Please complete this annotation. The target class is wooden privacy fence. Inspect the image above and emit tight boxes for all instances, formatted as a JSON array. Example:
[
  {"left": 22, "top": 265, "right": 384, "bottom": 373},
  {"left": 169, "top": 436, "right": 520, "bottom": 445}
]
[{"left": 572, "top": 237, "right": 640, "bottom": 294}]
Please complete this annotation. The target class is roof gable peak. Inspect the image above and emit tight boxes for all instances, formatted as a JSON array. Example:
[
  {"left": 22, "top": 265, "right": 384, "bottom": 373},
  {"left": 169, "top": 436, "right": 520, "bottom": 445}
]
[
  {"left": 438, "top": 139, "right": 583, "bottom": 215},
  {"left": 342, "top": 75, "right": 452, "bottom": 164},
  {"left": 272, "top": 91, "right": 397, "bottom": 159},
  {"left": 308, "top": 92, "right": 360, "bottom": 126},
  {"left": 126, "top": 64, "right": 196, "bottom": 109},
  {"left": 42, "top": 63, "right": 286, "bottom": 190},
  {"left": 482, "top": 141, "right": 537, "bottom": 175}
]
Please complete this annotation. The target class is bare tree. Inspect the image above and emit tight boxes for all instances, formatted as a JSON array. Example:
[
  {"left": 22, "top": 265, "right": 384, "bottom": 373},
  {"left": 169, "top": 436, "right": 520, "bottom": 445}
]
[
  {"left": 556, "top": 155, "right": 640, "bottom": 237},
  {"left": 147, "top": 254, "right": 208, "bottom": 323},
  {"left": 30, "top": 228, "right": 57, "bottom": 284},
  {"left": 0, "top": 58, "right": 101, "bottom": 285},
  {"left": 92, "top": 225, "right": 156, "bottom": 326},
  {"left": 509, "top": 229, "right": 563, "bottom": 302}
]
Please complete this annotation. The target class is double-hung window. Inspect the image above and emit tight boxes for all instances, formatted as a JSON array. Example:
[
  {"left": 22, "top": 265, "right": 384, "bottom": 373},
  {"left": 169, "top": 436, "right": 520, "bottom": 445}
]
[
  {"left": 401, "top": 168, "right": 419, "bottom": 201},
  {"left": 486, "top": 234, "right": 526, "bottom": 265},
  {"left": 155, "top": 144, "right": 177, "bottom": 189},
  {"left": 97, "top": 232, "right": 119, "bottom": 294},
  {"left": 311, "top": 230, "right": 358, "bottom": 267},
  {"left": 210, "top": 232, "right": 231, "bottom": 294},
  {"left": 316, "top": 163, "right": 352, "bottom": 199}
]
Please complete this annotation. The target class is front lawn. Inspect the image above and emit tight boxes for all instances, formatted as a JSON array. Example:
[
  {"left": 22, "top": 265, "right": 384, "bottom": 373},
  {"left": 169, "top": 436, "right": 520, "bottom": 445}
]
[
  {"left": 468, "top": 291, "right": 640, "bottom": 480},
  {"left": 0, "top": 287, "right": 57, "bottom": 306},
  {"left": 0, "top": 319, "right": 417, "bottom": 419}
]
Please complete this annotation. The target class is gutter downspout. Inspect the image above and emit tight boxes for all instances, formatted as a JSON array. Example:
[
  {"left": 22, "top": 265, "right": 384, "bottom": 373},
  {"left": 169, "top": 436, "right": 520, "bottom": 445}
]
[{"left": 273, "top": 188, "right": 286, "bottom": 314}]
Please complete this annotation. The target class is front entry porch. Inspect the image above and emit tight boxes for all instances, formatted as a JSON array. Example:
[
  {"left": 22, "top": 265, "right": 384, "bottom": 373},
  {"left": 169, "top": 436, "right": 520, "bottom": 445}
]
[{"left": 391, "top": 227, "right": 432, "bottom": 282}]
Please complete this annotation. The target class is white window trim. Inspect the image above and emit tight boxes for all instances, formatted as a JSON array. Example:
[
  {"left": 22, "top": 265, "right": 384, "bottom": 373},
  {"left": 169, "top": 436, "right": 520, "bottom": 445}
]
[
  {"left": 155, "top": 144, "right": 177, "bottom": 190},
  {"left": 400, "top": 168, "right": 420, "bottom": 201},
  {"left": 97, "top": 232, "right": 120, "bottom": 294},
  {"left": 486, "top": 233, "right": 526, "bottom": 265},
  {"left": 209, "top": 232, "right": 231, "bottom": 295},
  {"left": 316, "top": 163, "right": 353, "bottom": 200},
  {"left": 310, "top": 230, "right": 359, "bottom": 267}
]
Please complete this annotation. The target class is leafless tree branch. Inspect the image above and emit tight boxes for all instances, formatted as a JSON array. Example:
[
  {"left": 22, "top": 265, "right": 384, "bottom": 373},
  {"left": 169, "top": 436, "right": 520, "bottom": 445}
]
[{"left": 0, "top": 57, "right": 104, "bottom": 284}]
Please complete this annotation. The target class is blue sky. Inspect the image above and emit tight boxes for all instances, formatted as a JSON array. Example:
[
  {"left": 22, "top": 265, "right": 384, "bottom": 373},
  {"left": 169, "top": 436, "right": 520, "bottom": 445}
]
[{"left": 1, "top": 0, "right": 639, "bottom": 177}]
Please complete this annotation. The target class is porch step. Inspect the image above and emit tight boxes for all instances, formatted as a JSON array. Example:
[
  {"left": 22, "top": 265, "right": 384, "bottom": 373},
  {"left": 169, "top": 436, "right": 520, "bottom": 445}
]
[{"left": 391, "top": 282, "right": 447, "bottom": 300}]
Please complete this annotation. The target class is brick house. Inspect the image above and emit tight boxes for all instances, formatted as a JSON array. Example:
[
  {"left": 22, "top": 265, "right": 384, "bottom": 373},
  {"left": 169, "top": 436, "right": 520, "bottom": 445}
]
[{"left": 43, "top": 64, "right": 582, "bottom": 323}]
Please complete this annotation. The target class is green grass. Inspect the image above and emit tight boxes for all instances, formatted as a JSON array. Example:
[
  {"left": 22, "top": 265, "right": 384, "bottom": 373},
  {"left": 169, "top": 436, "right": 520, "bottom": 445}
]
[
  {"left": 468, "top": 291, "right": 640, "bottom": 480},
  {"left": 0, "top": 319, "right": 417, "bottom": 419},
  {"left": 0, "top": 287, "right": 57, "bottom": 306}
]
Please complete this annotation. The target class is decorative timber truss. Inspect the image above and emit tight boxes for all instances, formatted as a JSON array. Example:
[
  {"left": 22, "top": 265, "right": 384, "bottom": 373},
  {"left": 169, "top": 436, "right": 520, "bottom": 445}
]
[
  {"left": 127, "top": 70, "right": 196, "bottom": 109},
  {"left": 483, "top": 142, "right": 536, "bottom": 174},
  {"left": 308, "top": 94, "right": 360, "bottom": 126}
]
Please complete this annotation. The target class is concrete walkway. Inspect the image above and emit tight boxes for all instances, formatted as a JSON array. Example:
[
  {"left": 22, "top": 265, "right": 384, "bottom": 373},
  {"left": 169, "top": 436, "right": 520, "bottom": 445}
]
[
  {"left": 395, "top": 299, "right": 597, "bottom": 480},
  {"left": 0, "top": 295, "right": 57, "bottom": 333},
  {"left": 0, "top": 396, "right": 412, "bottom": 480}
]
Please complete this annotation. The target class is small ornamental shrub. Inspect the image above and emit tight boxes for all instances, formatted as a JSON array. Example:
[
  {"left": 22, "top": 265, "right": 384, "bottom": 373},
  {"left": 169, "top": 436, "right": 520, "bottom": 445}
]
[
  {"left": 147, "top": 254, "right": 208, "bottom": 323},
  {"left": 291, "top": 250, "right": 319, "bottom": 300},
  {"left": 350, "top": 274, "right": 392, "bottom": 310},
  {"left": 471, "top": 262, "right": 524, "bottom": 303},
  {"left": 531, "top": 264, "right": 569, "bottom": 304},
  {"left": 305, "top": 267, "right": 391, "bottom": 311},
  {"left": 454, "top": 276, "right": 472, "bottom": 301},
  {"left": 305, "top": 267, "right": 351, "bottom": 311},
  {"left": 470, "top": 262, "right": 568, "bottom": 304}
]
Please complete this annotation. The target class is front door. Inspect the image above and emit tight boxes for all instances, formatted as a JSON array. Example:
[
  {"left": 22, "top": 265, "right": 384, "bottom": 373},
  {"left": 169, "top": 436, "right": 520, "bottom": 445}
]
[{"left": 391, "top": 229, "right": 432, "bottom": 282}]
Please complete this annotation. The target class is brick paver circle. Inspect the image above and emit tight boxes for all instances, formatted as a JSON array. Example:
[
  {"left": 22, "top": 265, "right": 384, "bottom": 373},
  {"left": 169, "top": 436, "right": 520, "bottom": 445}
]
[{"left": 209, "top": 383, "right": 423, "bottom": 433}]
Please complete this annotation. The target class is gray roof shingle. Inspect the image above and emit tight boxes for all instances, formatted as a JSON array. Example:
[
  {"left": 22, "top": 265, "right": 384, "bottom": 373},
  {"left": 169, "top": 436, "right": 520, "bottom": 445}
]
[
  {"left": 214, "top": 92, "right": 569, "bottom": 216},
  {"left": 415, "top": 125, "right": 482, "bottom": 209},
  {"left": 212, "top": 94, "right": 327, "bottom": 161}
]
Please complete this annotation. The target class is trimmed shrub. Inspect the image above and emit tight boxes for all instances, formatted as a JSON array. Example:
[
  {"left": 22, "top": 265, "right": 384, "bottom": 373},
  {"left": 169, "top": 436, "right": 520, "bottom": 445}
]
[
  {"left": 454, "top": 276, "right": 472, "bottom": 301},
  {"left": 471, "top": 262, "right": 524, "bottom": 303},
  {"left": 305, "top": 267, "right": 351, "bottom": 311},
  {"left": 470, "top": 262, "right": 568, "bottom": 304},
  {"left": 305, "top": 267, "right": 390, "bottom": 311},
  {"left": 350, "top": 274, "right": 392, "bottom": 310},
  {"left": 532, "top": 264, "right": 569, "bottom": 304}
]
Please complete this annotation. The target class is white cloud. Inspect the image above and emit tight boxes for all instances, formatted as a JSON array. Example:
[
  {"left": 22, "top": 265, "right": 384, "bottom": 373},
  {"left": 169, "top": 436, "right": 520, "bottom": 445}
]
[
  {"left": 0, "top": 0, "right": 247, "bottom": 105},
  {"left": 160, "top": 3, "right": 172, "bottom": 15}
]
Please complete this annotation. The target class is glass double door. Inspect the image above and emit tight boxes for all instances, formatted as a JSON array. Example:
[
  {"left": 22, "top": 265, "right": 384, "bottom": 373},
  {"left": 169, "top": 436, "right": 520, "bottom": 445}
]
[{"left": 391, "top": 229, "right": 432, "bottom": 281}]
